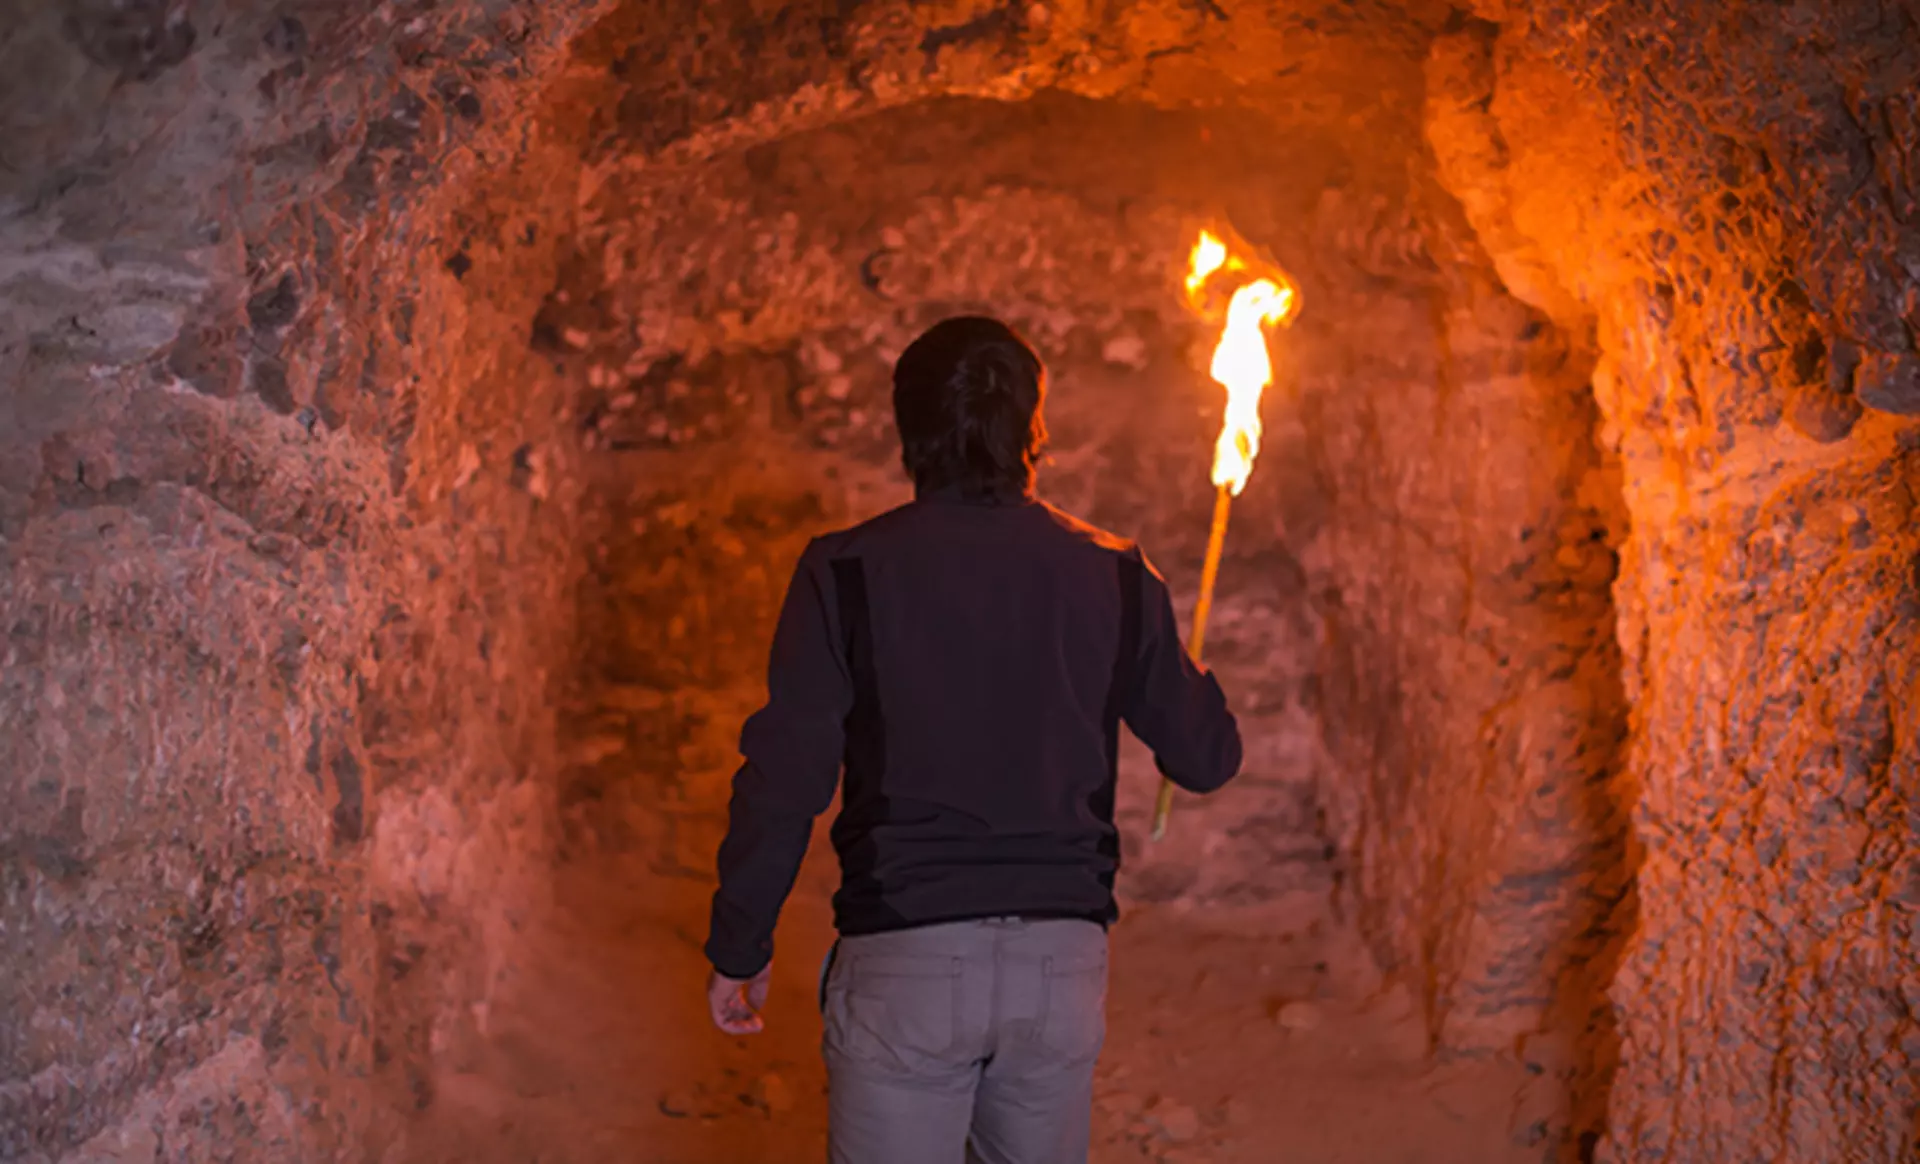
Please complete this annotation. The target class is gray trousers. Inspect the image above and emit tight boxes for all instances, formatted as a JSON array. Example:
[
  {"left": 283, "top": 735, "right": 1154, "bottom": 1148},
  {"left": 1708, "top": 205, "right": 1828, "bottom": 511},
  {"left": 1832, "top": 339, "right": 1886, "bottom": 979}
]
[{"left": 821, "top": 917, "right": 1109, "bottom": 1164}]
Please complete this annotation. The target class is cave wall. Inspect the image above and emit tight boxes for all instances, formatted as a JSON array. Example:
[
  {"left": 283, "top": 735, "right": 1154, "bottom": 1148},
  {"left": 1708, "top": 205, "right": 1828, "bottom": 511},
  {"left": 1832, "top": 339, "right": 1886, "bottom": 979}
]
[
  {"left": 0, "top": 1, "right": 614, "bottom": 1157},
  {"left": 1427, "top": 2, "right": 1920, "bottom": 1160}
]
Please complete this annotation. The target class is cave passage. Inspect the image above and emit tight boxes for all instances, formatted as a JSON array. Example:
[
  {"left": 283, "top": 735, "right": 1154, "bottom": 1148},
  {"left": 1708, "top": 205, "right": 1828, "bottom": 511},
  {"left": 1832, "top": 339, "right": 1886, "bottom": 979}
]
[{"left": 3, "top": 2, "right": 1917, "bottom": 1163}]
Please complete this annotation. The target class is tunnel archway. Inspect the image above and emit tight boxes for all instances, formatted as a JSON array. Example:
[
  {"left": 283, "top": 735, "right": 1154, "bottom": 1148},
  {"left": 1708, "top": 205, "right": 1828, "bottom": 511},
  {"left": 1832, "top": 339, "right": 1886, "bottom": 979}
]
[{"left": 3, "top": 2, "right": 1916, "bottom": 1162}]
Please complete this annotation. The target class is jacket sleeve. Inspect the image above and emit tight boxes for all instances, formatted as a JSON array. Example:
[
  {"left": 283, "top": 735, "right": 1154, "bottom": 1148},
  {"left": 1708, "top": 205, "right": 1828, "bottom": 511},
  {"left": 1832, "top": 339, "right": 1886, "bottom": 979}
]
[
  {"left": 705, "top": 543, "right": 851, "bottom": 979},
  {"left": 1122, "top": 551, "right": 1243, "bottom": 793}
]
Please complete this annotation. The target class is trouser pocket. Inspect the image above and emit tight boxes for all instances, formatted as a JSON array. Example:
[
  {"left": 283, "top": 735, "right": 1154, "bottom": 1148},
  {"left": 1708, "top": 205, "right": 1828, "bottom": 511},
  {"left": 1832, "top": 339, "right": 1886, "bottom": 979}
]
[
  {"left": 825, "top": 952, "right": 963, "bottom": 1075},
  {"left": 1036, "top": 942, "right": 1108, "bottom": 1066}
]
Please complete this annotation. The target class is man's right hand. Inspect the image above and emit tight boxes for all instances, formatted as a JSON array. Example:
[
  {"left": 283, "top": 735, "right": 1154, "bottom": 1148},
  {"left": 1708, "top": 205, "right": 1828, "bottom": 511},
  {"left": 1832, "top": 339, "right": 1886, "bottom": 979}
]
[{"left": 707, "top": 965, "right": 772, "bottom": 1035}]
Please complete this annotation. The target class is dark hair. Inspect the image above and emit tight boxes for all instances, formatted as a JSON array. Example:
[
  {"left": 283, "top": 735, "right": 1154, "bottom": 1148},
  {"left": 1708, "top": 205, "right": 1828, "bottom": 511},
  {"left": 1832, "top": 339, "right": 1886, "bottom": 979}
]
[{"left": 891, "top": 316, "right": 1048, "bottom": 498}]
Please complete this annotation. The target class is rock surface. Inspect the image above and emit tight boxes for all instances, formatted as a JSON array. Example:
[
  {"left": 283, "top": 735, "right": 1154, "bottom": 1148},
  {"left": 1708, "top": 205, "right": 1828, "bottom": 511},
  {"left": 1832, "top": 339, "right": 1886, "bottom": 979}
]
[
  {"left": 1, "top": 2, "right": 1916, "bottom": 1163},
  {"left": 1425, "top": 5, "right": 1920, "bottom": 1159},
  {"left": 1, "top": 1, "right": 611, "bottom": 1156}
]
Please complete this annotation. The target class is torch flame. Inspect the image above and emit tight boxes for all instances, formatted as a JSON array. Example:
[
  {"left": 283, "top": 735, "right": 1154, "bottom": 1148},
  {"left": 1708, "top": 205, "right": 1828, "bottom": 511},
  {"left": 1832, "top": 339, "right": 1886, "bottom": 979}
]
[
  {"left": 1184, "top": 231, "right": 1297, "bottom": 497},
  {"left": 1208, "top": 279, "right": 1293, "bottom": 494},
  {"left": 1186, "top": 231, "right": 1230, "bottom": 300}
]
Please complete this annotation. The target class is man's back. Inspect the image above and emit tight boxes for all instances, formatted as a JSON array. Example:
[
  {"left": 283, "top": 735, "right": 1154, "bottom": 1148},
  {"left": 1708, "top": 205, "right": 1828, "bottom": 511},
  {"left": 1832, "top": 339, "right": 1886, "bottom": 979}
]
[
  {"left": 706, "top": 489, "right": 1241, "bottom": 976},
  {"left": 812, "top": 491, "right": 1238, "bottom": 937}
]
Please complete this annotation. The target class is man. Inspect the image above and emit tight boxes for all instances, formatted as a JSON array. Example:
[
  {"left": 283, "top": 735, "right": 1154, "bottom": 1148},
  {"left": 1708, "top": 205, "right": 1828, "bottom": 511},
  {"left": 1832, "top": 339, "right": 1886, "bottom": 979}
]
[{"left": 704, "top": 315, "right": 1243, "bottom": 1163}]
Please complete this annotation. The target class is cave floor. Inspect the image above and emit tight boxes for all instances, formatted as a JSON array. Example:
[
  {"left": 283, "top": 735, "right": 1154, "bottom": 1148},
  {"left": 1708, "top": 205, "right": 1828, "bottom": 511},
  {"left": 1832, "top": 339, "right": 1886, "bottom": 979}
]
[{"left": 401, "top": 842, "right": 1541, "bottom": 1164}]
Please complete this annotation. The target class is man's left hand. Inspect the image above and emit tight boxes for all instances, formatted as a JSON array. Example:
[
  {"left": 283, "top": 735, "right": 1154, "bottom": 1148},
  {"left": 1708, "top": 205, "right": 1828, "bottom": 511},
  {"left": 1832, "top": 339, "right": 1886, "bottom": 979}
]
[{"left": 708, "top": 965, "right": 772, "bottom": 1035}]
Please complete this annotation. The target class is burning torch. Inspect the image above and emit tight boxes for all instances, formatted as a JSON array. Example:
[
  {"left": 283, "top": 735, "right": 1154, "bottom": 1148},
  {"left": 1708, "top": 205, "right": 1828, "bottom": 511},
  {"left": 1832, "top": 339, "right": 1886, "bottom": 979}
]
[{"left": 1150, "top": 230, "right": 1300, "bottom": 842}]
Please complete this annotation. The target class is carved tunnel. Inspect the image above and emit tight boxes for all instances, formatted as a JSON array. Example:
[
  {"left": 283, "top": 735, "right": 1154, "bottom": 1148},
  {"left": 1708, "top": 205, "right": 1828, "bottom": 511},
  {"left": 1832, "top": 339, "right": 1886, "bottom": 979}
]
[{"left": 2, "top": 2, "right": 1916, "bottom": 1162}]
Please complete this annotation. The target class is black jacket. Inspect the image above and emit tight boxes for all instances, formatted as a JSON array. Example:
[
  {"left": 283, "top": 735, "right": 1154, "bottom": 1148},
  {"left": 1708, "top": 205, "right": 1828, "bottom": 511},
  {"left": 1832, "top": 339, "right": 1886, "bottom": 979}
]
[{"left": 705, "top": 490, "right": 1242, "bottom": 979}]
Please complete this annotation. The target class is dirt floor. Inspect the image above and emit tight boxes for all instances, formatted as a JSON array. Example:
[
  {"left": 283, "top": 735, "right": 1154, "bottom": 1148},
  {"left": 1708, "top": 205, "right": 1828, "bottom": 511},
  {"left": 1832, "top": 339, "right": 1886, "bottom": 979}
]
[{"left": 402, "top": 829, "right": 1547, "bottom": 1164}]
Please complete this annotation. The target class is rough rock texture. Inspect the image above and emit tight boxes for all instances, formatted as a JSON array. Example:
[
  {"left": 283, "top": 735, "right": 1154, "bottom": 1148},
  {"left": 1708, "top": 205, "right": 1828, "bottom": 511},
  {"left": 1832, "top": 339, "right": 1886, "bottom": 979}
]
[
  {"left": 1425, "top": 4, "right": 1920, "bottom": 1160},
  {"left": 1, "top": 2, "right": 612, "bottom": 1157},
  {"left": 4, "top": 1, "right": 1918, "bottom": 1162}
]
